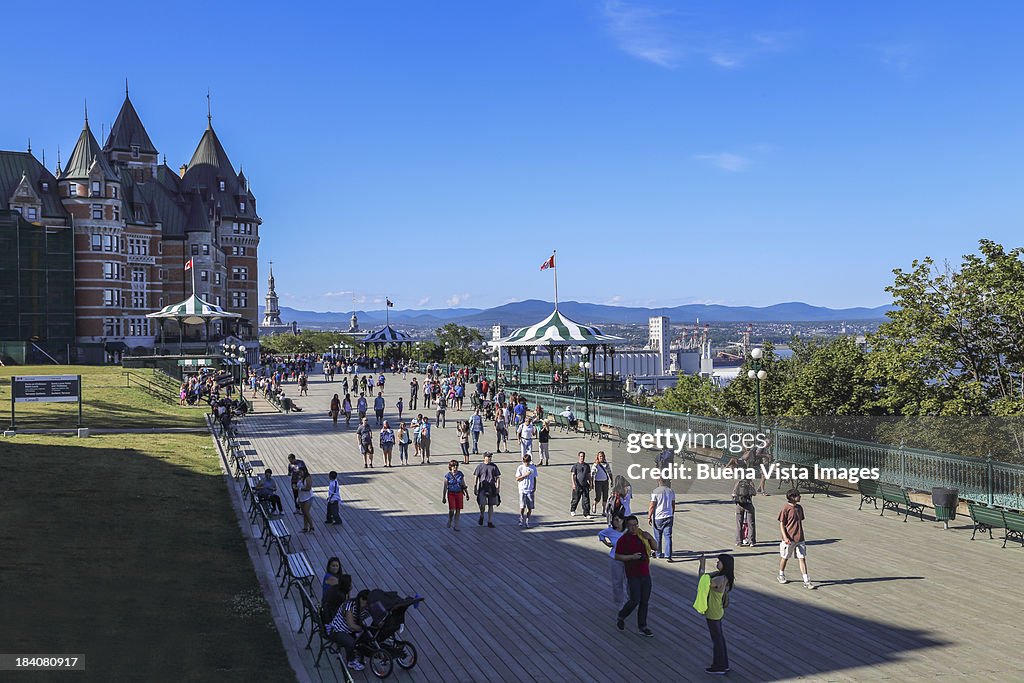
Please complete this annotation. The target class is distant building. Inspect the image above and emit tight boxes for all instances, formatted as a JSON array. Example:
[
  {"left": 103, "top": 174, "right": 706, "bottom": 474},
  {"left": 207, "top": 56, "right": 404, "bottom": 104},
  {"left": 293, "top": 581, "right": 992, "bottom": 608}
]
[
  {"left": 648, "top": 316, "right": 670, "bottom": 374},
  {"left": 348, "top": 312, "right": 359, "bottom": 333},
  {"left": 491, "top": 324, "right": 510, "bottom": 340}
]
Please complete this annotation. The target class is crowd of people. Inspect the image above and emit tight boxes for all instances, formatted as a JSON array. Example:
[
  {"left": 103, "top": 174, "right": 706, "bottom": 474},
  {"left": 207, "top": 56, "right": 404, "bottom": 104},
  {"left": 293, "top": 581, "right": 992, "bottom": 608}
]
[{"left": 243, "top": 355, "right": 822, "bottom": 676}]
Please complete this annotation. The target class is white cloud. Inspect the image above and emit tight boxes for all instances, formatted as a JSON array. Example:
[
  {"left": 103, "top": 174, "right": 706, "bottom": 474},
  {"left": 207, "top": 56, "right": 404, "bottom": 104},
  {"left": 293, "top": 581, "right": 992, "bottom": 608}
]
[
  {"left": 604, "top": 295, "right": 625, "bottom": 305},
  {"left": 417, "top": 297, "right": 431, "bottom": 307},
  {"left": 446, "top": 293, "right": 470, "bottom": 307},
  {"left": 602, "top": 2, "right": 791, "bottom": 69},
  {"left": 694, "top": 152, "right": 751, "bottom": 172}
]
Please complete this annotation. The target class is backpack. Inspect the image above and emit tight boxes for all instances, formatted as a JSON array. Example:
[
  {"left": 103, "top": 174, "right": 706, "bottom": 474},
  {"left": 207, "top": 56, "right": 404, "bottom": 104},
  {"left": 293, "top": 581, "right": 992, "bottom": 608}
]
[{"left": 606, "top": 493, "right": 626, "bottom": 525}]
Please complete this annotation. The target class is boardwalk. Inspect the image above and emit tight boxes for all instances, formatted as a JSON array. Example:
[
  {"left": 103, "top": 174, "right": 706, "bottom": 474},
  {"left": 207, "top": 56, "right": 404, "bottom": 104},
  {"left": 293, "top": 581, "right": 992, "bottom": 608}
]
[{"left": 221, "top": 370, "right": 1024, "bottom": 683}]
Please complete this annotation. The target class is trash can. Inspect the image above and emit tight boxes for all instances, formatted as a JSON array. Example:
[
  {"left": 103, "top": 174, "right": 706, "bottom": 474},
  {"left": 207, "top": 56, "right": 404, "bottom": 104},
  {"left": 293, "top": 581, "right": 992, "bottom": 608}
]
[
  {"left": 281, "top": 396, "right": 292, "bottom": 413},
  {"left": 932, "top": 487, "right": 959, "bottom": 528}
]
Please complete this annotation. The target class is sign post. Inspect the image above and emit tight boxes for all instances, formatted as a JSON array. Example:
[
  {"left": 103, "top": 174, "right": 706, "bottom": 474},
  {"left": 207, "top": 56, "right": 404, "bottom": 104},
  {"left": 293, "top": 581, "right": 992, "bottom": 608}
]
[{"left": 10, "top": 375, "right": 83, "bottom": 430}]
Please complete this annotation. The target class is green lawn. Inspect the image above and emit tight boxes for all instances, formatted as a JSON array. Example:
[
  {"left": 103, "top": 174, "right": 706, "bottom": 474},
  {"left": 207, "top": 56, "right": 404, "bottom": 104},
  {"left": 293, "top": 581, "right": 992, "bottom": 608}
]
[
  {"left": 0, "top": 365, "right": 205, "bottom": 430},
  {"left": 0, "top": 372, "right": 295, "bottom": 682}
]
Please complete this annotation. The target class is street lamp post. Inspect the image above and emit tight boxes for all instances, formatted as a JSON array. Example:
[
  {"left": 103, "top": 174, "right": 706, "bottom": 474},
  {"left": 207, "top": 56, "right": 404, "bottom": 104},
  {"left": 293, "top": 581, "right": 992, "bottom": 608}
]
[
  {"left": 747, "top": 347, "right": 768, "bottom": 433},
  {"left": 579, "top": 345, "right": 591, "bottom": 423}
]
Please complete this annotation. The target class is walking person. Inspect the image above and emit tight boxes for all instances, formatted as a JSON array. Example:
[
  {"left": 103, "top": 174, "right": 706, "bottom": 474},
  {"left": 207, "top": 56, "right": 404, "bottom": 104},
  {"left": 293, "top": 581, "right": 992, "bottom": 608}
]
[
  {"left": 329, "top": 393, "right": 341, "bottom": 428},
  {"left": 755, "top": 436, "right": 773, "bottom": 496},
  {"left": 409, "top": 377, "right": 418, "bottom": 411},
  {"left": 356, "top": 393, "right": 368, "bottom": 421},
  {"left": 357, "top": 418, "right": 375, "bottom": 468},
  {"left": 443, "top": 460, "right": 468, "bottom": 531},
  {"left": 778, "top": 489, "right": 815, "bottom": 589},
  {"left": 396, "top": 397, "right": 404, "bottom": 422},
  {"left": 297, "top": 465, "right": 315, "bottom": 533},
  {"left": 397, "top": 422, "right": 411, "bottom": 465},
  {"left": 287, "top": 453, "right": 306, "bottom": 514},
  {"left": 342, "top": 393, "right": 353, "bottom": 427},
  {"left": 592, "top": 451, "right": 612, "bottom": 513},
  {"left": 457, "top": 419, "right": 471, "bottom": 464},
  {"left": 326, "top": 471, "right": 343, "bottom": 525},
  {"left": 494, "top": 409, "right": 509, "bottom": 453},
  {"left": 420, "top": 417, "right": 432, "bottom": 464},
  {"left": 697, "top": 552, "right": 735, "bottom": 675},
  {"left": 732, "top": 476, "right": 757, "bottom": 546},
  {"left": 537, "top": 420, "right": 550, "bottom": 466},
  {"left": 612, "top": 475, "right": 633, "bottom": 516},
  {"left": 598, "top": 514, "right": 629, "bottom": 605},
  {"left": 469, "top": 409, "right": 485, "bottom": 454},
  {"left": 570, "top": 451, "right": 593, "bottom": 517},
  {"left": 649, "top": 478, "right": 678, "bottom": 561},
  {"left": 435, "top": 394, "right": 447, "bottom": 428},
  {"left": 515, "top": 454, "right": 539, "bottom": 528},
  {"left": 517, "top": 417, "right": 536, "bottom": 459},
  {"left": 473, "top": 452, "right": 501, "bottom": 528},
  {"left": 380, "top": 421, "right": 396, "bottom": 467},
  {"left": 614, "top": 515, "right": 658, "bottom": 637},
  {"left": 374, "top": 392, "right": 386, "bottom": 426}
]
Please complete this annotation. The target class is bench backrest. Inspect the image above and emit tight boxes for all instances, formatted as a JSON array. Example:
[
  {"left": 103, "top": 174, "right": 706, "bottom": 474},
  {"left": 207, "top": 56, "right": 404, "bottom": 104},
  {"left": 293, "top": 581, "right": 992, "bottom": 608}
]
[
  {"left": 1004, "top": 510, "right": 1024, "bottom": 532},
  {"left": 969, "top": 503, "right": 1006, "bottom": 528},
  {"left": 857, "top": 479, "right": 882, "bottom": 495},
  {"left": 878, "top": 482, "right": 908, "bottom": 500}
]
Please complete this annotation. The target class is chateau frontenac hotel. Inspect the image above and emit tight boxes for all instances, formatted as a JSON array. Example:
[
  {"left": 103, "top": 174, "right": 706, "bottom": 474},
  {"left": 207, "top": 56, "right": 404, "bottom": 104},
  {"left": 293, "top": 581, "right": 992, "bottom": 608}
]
[{"left": 0, "top": 89, "right": 261, "bottom": 364}]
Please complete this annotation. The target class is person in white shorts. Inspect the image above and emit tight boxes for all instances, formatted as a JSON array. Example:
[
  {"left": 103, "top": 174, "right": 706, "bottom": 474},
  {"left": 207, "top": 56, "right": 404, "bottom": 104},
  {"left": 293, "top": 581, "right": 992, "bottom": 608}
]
[
  {"left": 777, "top": 489, "right": 815, "bottom": 589},
  {"left": 515, "top": 454, "right": 539, "bottom": 528}
]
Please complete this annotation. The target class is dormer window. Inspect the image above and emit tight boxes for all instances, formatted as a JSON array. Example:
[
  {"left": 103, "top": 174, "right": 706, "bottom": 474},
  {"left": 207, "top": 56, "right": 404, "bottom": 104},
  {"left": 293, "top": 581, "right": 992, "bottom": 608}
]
[
  {"left": 91, "top": 181, "right": 101, "bottom": 197},
  {"left": 41, "top": 182, "right": 49, "bottom": 192},
  {"left": 112, "top": 186, "right": 118, "bottom": 199},
  {"left": 218, "top": 180, "right": 226, "bottom": 191},
  {"left": 239, "top": 201, "right": 246, "bottom": 212},
  {"left": 131, "top": 145, "right": 140, "bottom": 158},
  {"left": 69, "top": 184, "right": 77, "bottom": 196},
  {"left": 27, "top": 207, "right": 37, "bottom": 220}
]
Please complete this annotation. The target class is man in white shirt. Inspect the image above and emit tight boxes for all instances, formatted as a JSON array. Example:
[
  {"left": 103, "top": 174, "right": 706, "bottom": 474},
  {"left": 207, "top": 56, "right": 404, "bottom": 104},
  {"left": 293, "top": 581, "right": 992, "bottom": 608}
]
[
  {"left": 326, "top": 470, "right": 343, "bottom": 525},
  {"left": 515, "top": 454, "right": 539, "bottom": 529},
  {"left": 648, "top": 478, "right": 678, "bottom": 562},
  {"left": 518, "top": 417, "right": 536, "bottom": 458}
]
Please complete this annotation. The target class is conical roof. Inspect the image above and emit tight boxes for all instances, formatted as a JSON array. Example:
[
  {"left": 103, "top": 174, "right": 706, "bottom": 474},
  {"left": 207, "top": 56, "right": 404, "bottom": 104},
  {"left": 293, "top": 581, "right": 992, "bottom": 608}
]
[
  {"left": 184, "top": 189, "right": 211, "bottom": 232},
  {"left": 186, "top": 123, "right": 235, "bottom": 177},
  {"left": 496, "top": 309, "right": 626, "bottom": 346},
  {"left": 104, "top": 94, "right": 158, "bottom": 154},
  {"left": 147, "top": 294, "right": 241, "bottom": 324},
  {"left": 63, "top": 119, "right": 118, "bottom": 181}
]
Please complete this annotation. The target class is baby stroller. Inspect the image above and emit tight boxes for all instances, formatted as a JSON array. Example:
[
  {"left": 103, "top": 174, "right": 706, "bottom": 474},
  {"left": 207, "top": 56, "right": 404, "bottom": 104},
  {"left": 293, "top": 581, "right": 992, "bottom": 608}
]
[{"left": 353, "top": 590, "right": 425, "bottom": 679}]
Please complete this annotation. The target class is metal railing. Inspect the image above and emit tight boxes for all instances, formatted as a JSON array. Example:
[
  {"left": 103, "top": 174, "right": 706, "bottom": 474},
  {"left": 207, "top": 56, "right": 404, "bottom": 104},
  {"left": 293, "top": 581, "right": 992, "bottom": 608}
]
[
  {"left": 123, "top": 371, "right": 178, "bottom": 404},
  {"left": 511, "top": 387, "right": 1024, "bottom": 512}
]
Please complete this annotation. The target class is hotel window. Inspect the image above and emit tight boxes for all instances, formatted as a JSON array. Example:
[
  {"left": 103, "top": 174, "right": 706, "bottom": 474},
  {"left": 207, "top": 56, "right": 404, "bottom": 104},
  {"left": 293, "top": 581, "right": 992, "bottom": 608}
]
[
  {"left": 230, "top": 291, "right": 248, "bottom": 308},
  {"left": 158, "top": 269, "right": 166, "bottom": 280},
  {"left": 157, "top": 242, "right": 163, "bottom": 254},
  {"left": 128, "top": 238, "right": 148, "bottom": 255},
  {"left": 92, "top": 204, "right": 103, "bottom": 219},
  {"left": 91, "top": 234, "right": 101, "bottom": 251},
  {"left": 239, "top": 201, "right": 246, "bottom": 212},
  {"left": 131, "top": 145, "right": 140, "bottom": 159},
  {"left": 132, "top": 292, "right": 146, "bottom": 308},
  {"left": 113, "top": 206, "right": 120, "bottom": 221},
  {"left": 26, "top": 207, "right": 37, "bottom": 220},
  {"left": 202, "top": 244, "right": 210, "bottom": 255},
  {"left": 131, "top": 268, "right": 146, "bottom": 283},
  {"left": 103, "top": 289, "right": 122, "bottom": 307},
  {"left": 191, "top": 244, "right": 199, "bottom": 256},
  {"left": 232, "top": 266, "right": 248, "bottom": 281},
  {"left": 158, "top": 297, "right": 164, "bottom": 307},
  {"left": 215, "top": 296, "right": 222, "bottom": 306},
  {"left": 214, "top": 273, "right": 222, "bottom": 285},
  {"left": 69, "top": 184, "right": 77, "bottom": 196},
  {"left": 41, "top": 181, "right": 49, "bottom": 191},
  {"left": 103, "top": 262, "right": 118, "bottom": 279},
  {"left": 91, "top": 181, "right": 101, "bottom": 197},
  {"left": 104, "top": 318, "right": 122, "bottom": 336},
  {"left": 219, "top": 180, "right": 226, "bottom": 191},
  {"left": 200, "top": 270, "right": 209, "bottom": 282},
  {"left": 112, "top": 186, "right": 119, "bottom": 199}
]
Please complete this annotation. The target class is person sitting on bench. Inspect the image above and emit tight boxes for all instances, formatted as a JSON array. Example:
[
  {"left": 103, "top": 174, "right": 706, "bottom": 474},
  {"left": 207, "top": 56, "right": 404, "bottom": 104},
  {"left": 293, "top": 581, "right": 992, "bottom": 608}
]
[{"left": 255, "top": 468, "right": 284, "bottom": 514}]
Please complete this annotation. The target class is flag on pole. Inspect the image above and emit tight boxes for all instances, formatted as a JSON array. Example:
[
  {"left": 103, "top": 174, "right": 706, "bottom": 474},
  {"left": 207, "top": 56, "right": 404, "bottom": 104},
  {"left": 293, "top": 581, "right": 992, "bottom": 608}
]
[
  {"left": 386, "top": 298, "right": 394, "bottom": 308},
  {"left": 184, "top": 258, "right": 193, "bottom": 271},
  {"left": 540, "top": 254, "right": 555, "bottom": 270}
]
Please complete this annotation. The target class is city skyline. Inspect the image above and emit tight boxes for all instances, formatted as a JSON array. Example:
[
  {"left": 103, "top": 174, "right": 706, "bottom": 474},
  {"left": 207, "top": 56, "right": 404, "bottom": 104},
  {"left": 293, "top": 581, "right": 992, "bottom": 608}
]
[{"left": 4, "top": 2, "right": 1022, "bottom": 311}]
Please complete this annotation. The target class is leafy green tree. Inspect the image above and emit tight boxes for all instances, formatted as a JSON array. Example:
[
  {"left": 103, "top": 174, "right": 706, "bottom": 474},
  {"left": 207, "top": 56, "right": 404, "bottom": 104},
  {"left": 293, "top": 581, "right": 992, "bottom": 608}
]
[
  {"left": 434, "top": 324, "right": 485, "bottom": 366},
  {"left": 656, "top": 374, "right": 726, "bottom": 415}
]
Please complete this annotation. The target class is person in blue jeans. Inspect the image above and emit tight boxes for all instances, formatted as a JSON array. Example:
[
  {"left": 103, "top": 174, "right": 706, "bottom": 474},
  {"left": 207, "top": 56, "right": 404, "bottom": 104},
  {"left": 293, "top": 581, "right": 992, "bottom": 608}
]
[
  {"left": 469, "top": 409, "right": 485, "bottom": 454},
  {"left": 648, "top": 478, "right": 678, "bottom": 562}
]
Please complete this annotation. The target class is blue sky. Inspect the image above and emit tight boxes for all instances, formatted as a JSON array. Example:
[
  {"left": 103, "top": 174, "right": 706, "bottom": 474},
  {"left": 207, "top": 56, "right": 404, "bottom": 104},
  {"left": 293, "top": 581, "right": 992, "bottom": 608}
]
[{"left": 4, "top": 1, "right": 1022, "bottom": 311}]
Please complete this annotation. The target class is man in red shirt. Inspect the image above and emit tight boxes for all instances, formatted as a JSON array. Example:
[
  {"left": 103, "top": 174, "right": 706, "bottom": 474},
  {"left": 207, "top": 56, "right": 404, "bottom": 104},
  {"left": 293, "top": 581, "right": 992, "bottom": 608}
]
[{"left": 614, "top": 515, "right": 659, "bottom": 637}]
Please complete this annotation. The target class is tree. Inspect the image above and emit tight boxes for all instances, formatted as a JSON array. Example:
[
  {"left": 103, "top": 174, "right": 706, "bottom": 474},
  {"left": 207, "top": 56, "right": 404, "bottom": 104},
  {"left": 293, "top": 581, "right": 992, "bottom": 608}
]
[
  {"left": 656, "top": 374, "right": 726, "bottom": 416},
  {"left": 722, "top": 342, "right": 790, "bottom": 419},
  {"left": 434, "top": 323, "right": 485, "bottom": 366}
]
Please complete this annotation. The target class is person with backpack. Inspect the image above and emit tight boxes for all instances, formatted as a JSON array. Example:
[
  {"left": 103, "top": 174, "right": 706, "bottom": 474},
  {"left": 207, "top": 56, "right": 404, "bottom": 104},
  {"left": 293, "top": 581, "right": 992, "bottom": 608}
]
[
  {"left": 473, "top": 451, "right": 501, "bottom": 528},
  {"left": 357, "top": 418, "right": 374, "bottom": 468},
  {"left": 374, "top": 392, "right": 386, "bottom": 426},
  {"left": 443, "top": 460, "right": 469, "bottom": 531},
  {"left": 611, "top": 475, "right": 633, "bottom": 516},
  {"left": 732, "top": 477, "right": 757, "bottom": 546},
  {"left": 326, "top": 471, "right": 343, "bottom": 525},
  {"left": 537, "top": 420, "right": 551, "bottom": 466},
  {"left": 696, "top": 552, "right": 735, "bottom": 675},
  {"left": 436, "top": 393, "right": 447, "bottom": 428},
  {"left": 495, "top": 409, "right": 509, "bottom": 453}
]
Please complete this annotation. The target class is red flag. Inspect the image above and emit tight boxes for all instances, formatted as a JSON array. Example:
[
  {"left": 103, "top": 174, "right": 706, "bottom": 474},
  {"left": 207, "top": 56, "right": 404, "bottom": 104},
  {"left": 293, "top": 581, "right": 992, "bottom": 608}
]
[
  {"left": 540, "top": 254, "right": 555, "bottom": 270},
  {"left": 184, "top": 258, "right": 193, "bottom": 271}
]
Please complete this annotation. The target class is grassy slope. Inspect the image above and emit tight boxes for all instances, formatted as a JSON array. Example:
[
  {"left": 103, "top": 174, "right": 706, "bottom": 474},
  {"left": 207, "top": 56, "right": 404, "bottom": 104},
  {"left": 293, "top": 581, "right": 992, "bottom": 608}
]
[
  {"left": 0, "top": 365, "right": 205, "bottom": 430},
  {"left": 0, "top": 378, "right": 294, "bottom": 682}
]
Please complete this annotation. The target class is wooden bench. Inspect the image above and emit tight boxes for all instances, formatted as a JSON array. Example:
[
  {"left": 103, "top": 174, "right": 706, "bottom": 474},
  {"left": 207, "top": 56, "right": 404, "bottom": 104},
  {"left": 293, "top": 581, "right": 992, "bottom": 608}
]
[
  {"left": 265, "top": 518, "right": 291, "bottom": 554},
  {"left": 1005, "top": 510, "right": 1024, "bottom": 548},
  {"left": 273, "top": 537, "right": 314, "bottom": 598},
  {"left": 857, "top": 479, "right": 881, "bottom": 510},
  {"left": 297, "top": 586, "right": 349, "bottom": 675},
  {"left": 601, "top": 425, "right": 627, "bottom": 443},
  {"left": 878, "top": 482, "right": 925, "bottom": 522},
  {"left": 797, "top": 475, "right": 833, "bottom": 498}
]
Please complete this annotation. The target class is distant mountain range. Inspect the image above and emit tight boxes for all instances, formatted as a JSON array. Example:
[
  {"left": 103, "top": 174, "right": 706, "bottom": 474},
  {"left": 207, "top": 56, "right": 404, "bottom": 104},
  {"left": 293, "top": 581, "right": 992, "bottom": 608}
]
[{"left": 259, "top": 299, "right": 891, "bottom": 328}]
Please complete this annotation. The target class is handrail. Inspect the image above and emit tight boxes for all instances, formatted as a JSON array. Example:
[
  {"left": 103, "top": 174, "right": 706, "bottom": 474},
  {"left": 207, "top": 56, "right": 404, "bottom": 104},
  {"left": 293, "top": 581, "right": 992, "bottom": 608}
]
[{"left": 123, "top": 371, "right": 177, "bottom": 404}]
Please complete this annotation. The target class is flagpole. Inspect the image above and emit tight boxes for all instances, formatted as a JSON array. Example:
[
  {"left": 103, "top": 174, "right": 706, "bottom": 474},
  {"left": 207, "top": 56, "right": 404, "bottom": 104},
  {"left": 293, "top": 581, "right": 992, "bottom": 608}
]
[
  {"left": 191, "top": 261, "right": 197, "bottom": 297},
  {"left": 386, "top": 297, "right": 389, "bottom": 326},
  {"left": 552, "top": 249, "right": 558, "bottom": 311}
]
